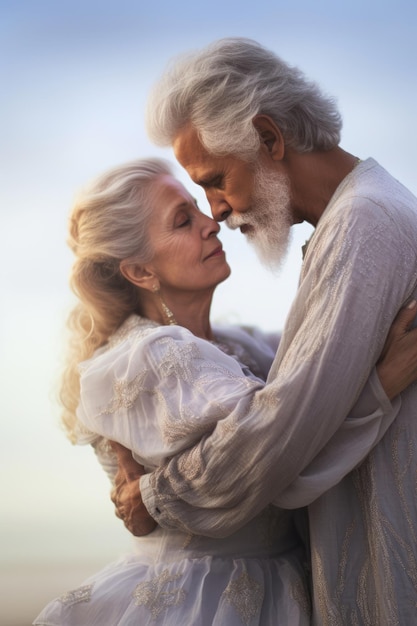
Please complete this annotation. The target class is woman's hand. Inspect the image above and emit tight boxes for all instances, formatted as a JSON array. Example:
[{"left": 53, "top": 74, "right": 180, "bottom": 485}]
[
  {"left": 110, "top": 442, "right": 157, "bottom": 536},
  {"left": 377, "top": 300, "right": 417, "bottom": 399}
]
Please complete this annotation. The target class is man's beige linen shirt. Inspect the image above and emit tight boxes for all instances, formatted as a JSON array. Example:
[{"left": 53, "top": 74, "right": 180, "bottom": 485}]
[{"left": 142, "top": 159, "right": 417, "bottom": 624}]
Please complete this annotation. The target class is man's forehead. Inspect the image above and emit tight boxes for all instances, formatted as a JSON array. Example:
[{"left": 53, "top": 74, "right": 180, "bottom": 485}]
[
  {"left": 172, "top": 125, "right": 207, "bottom": 167},
  {"left": 173, "top": 124, "right": 213, "bottom": 171}
]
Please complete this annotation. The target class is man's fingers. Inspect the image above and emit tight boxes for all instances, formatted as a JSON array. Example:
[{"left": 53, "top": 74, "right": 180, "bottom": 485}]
[
  {"left": 110, "top": 484, "right": 122, "bottom": 509},
  {"left": 109, "top": 441, "right": 155, "bottom": 536},
  {"left": 393, "top": 299, "right": 416, "bottom": 333},
  {"left": 379, "top": 300, "right": 417, "bottom": 363},
  {"left": 110, "top": 441, "right": 146, "bottom": 480},
  {"left": 125, "top": 466, "right": 146, "bottom": 481},
  {"left": 110, "top": 441, "right": 133, "bottom": 461},
  {"left": 112, "top": 470, "right": 125, "bottom": 489},
  {"left": 110, "top": 441, "right": 142, "bottom": 474}
]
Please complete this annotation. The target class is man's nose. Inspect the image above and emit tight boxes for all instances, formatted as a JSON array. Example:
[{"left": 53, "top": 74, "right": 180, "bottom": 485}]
[{"left": 207, "top": 195, "right": 232, "bottom": 222}]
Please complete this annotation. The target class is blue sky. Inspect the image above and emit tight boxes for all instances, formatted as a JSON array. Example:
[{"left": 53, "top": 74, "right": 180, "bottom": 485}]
[{"left": 1, "top": 0, "right": 417, "bottom": 619}]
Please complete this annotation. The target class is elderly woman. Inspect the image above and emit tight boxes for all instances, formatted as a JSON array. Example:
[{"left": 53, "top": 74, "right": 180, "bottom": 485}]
[{"left": 34, "top": 158, "right": 417, "bottom": 626}]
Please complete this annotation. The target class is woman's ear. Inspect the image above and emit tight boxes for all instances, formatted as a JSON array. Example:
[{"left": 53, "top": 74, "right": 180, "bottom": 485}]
[
  {"left": 120, "top": 260, "right": 158, "bottom": 292},
  {"left": 252, "top": 115, "right": 285, "bottom": 161}
]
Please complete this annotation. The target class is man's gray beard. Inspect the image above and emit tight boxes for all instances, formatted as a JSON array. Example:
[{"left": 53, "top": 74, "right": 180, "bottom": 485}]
[{"left": 226, "top": 167, "right": 292, "bottom": 271}]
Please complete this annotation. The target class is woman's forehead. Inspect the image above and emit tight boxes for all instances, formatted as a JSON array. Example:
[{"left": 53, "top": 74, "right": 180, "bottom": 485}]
[{"left": 150, "top": 175, "right": 193, "bottom": 215}]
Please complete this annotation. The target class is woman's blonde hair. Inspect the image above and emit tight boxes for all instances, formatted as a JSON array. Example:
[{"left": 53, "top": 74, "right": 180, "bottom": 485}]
[{"left": 61, "top": 158, "right": 172, "bottom": 442}]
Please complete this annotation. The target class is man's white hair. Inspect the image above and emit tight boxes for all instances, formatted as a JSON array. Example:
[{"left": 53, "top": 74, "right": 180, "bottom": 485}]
[{"left": 146, "top": 37, "right": 342, "bottom": 160}]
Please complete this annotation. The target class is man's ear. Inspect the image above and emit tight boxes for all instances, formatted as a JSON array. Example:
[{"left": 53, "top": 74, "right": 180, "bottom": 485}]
[
  {"left": 119, "top": 260, "right": 158, "bottom": 292},
  {"left": 252, "top": 115, "right": 285, "bottom": 161}
]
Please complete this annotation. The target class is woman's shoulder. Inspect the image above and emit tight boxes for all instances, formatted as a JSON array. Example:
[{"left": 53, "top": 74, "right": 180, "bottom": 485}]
[
  {"left": 105, "top": 314, "right": 170, "bottom": 349},
  {"left": 90, "top": 315, "right": 195, "bottom": 359},
  {"left": 79, "top": 315, "right": 240, "bottom": 378}
]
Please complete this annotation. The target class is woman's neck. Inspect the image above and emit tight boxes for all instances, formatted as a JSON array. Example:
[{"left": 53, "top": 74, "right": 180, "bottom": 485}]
[{"left": 141, "top": 290, "right": 214, "bottom": 340}]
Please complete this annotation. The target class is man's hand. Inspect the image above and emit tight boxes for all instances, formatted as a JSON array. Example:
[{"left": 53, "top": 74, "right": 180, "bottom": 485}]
[
  {"left": 110, "top": 442, "right": 157, "bottom": 536},
  {"left": 377, "top": 300, "right": 417, "bottom": 399}
]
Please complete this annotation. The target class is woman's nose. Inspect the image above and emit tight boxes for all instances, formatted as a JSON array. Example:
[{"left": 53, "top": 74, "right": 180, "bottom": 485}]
[{"left": 201, "top": 213, "right": 220, "bottom": 236}]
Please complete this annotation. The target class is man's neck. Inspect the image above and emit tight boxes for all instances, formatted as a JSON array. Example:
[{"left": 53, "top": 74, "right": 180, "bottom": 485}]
[{"left": 288, "top": 147, "right": 360, "bottom": 227}]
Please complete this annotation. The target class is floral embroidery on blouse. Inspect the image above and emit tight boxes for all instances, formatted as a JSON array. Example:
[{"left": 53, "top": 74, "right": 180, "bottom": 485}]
[
  {"left": 223, "top": 569, "right": 263, "bottom": 625},
  {"left": 161, "top": 402, "right": 215, "bottom": 446},
  {"left": 59, "top": 584, "right": 93, "bottom": 605},
  {"left": 98, "top": 370, "right": 149, "bottom": 415},
  {"left": 132, "top": 569, "right": 186, "bottom": 619},
  {"left": 157, "top": 336, "right": 201, "bottom": 383}
]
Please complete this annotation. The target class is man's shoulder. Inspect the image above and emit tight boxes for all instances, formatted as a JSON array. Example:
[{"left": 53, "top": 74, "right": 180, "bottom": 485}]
[
  {"left": 359, "top": 159, "right": 417, "bottom": 206},
  {"left": 320, "top": 158, "right": 417, "bottom": 234},
  {"left": 302, "top": 161, "right": 417, "bottom": 270}
]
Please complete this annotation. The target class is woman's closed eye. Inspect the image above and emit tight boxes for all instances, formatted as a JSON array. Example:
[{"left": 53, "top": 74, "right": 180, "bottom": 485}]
[
  {"left": 177, "top": 218, "right": 191, "bottom": 228},
  {"left": 174, "top": 210, "right": 193, "bottom": 228}
]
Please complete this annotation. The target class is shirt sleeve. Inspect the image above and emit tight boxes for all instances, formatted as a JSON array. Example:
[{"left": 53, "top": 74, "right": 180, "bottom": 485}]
[
  {"left": 77, "top": 326, "right": 264, "bottom": 470},
  {"left": 272, "top": 367, "right": 400, "bottom": 508},
  {"left": 140, "top": 195, "right": 416, "bottom": 536}
]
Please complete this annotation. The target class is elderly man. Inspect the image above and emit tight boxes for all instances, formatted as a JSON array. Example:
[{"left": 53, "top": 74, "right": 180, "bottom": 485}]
[{"left": 114, "top": 39, "right": 417, "bottom": 624}]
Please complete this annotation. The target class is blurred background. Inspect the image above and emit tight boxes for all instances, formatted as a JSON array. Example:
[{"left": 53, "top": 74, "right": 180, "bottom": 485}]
[{"left": 1, "top": 1, "right": 416, "bottom": 623}]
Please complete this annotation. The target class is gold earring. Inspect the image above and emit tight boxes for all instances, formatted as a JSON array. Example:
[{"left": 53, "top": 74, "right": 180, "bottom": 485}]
[
  {"left": 160, "top": 299, "right": 177, "bottom": 326},
  {"left": 152, "top": 285, "right": 177, "bottom": 326}
]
